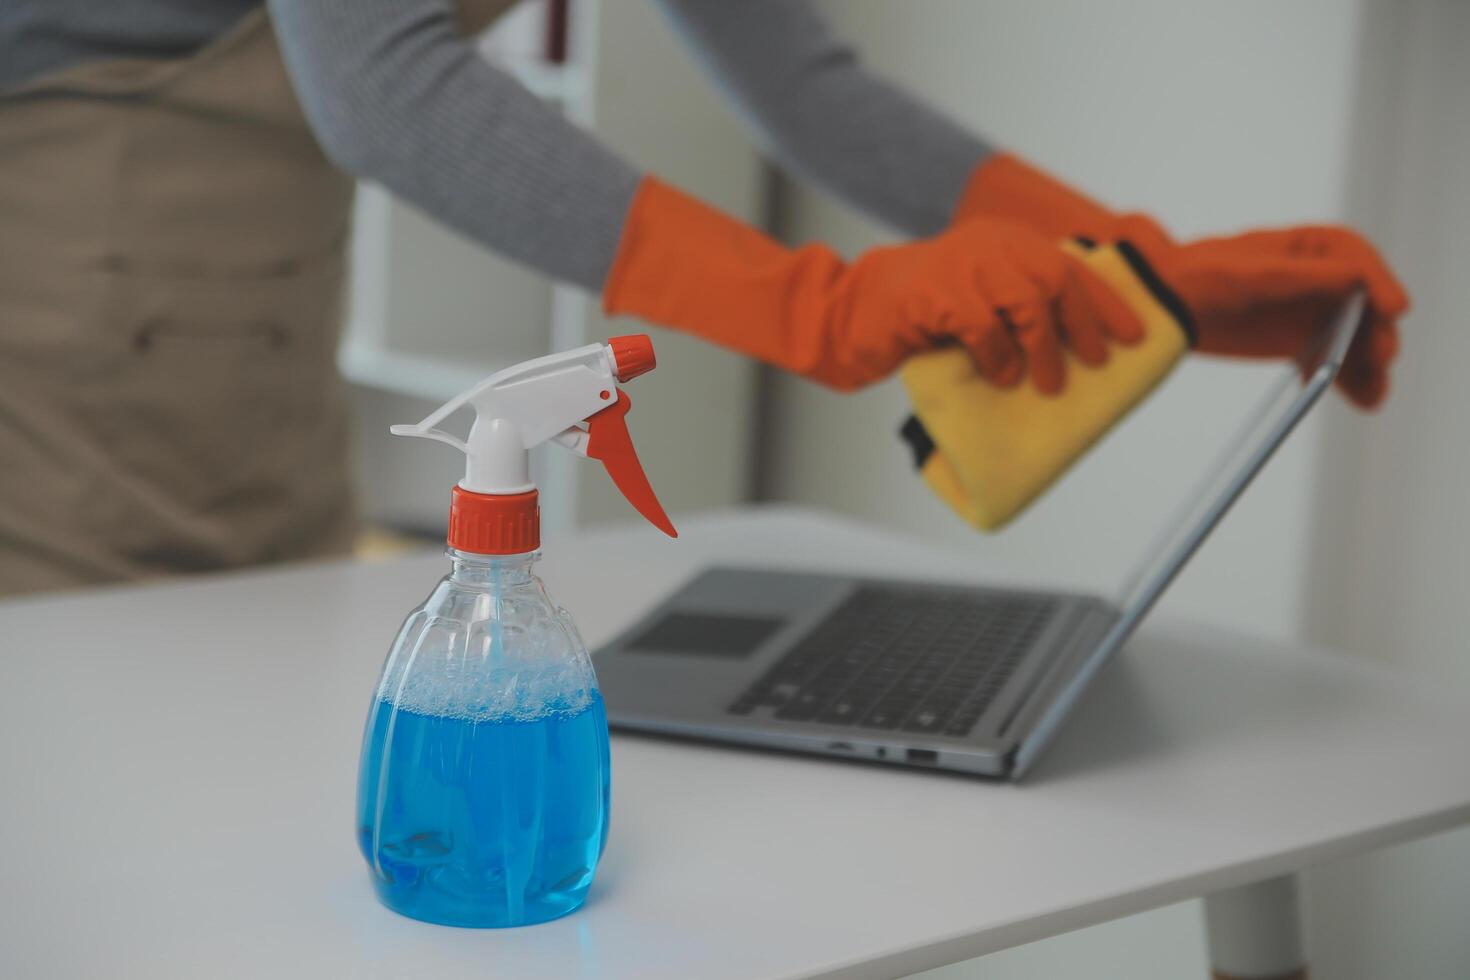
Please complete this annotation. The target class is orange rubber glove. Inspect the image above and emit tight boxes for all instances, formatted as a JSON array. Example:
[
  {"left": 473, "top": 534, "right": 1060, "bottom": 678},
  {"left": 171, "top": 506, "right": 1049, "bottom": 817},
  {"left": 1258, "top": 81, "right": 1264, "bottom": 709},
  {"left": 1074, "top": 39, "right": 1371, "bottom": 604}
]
[
  {"left": 603, "top": 177, "right": 1143, "bottom": 394},
  {"left": 955, "top": 154, "right": 1408, "bottom": 408},
  {"left": 1134, "top": 227, "right": 1409, "bottom": 408}
]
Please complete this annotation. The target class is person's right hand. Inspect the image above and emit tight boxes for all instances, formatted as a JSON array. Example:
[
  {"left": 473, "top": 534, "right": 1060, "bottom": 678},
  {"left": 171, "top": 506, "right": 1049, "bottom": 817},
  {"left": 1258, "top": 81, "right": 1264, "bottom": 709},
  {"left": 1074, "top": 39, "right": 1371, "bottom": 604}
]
[
  {"left": 603, "top": 178, "right": 1144, "bottom": 393},
  {"left": 822, "top": 217, "right": 1146, "bottom": 393}
]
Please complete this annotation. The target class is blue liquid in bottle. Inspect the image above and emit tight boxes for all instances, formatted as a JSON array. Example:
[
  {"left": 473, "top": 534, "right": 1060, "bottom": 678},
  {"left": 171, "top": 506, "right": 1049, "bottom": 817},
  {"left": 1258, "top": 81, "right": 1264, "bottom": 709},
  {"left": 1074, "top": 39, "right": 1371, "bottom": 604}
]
[{"left": 357, "top": 693, "right": 611, "bottom": 927}]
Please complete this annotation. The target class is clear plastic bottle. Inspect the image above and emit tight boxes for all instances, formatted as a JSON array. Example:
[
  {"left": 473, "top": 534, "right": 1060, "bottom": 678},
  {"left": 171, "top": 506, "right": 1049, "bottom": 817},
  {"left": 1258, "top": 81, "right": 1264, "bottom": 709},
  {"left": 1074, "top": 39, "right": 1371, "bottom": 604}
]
[
  {"left": 356, "top": 548, "right": 611, "bottom": 928},
  {"left": 357, "top": 335, "right": 673, "bottom": 927}
]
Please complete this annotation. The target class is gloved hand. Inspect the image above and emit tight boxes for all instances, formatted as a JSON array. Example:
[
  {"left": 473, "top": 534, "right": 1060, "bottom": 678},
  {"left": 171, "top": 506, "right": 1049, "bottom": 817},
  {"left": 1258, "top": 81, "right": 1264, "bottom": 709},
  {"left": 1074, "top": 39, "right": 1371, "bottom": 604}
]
[
  {"left": 954, "top": 154, "right": 1408, "bottom": 408},
  {"left": 1134, "top": 227, "right": 1409, "bottom": 408},
  {"left": 603, "top": 177, "right": 1143, "bottom": 394}
]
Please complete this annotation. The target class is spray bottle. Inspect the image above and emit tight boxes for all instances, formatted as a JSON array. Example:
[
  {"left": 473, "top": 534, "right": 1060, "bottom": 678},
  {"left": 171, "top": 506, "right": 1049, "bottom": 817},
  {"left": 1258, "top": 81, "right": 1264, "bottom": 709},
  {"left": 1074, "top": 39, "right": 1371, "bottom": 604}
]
[{"left": 356, "top": 335, "right": 675, "bottom": 928}]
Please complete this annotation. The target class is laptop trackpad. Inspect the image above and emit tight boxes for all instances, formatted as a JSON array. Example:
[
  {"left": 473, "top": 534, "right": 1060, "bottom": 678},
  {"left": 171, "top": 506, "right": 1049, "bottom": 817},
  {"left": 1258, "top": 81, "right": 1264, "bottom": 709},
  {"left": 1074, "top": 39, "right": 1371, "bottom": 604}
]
[
  {"left": 595, "top": 569, "right": 854, "bottom": 718},
  {"left": 624, "top": 612, "right": 785, "bottom": 659}
]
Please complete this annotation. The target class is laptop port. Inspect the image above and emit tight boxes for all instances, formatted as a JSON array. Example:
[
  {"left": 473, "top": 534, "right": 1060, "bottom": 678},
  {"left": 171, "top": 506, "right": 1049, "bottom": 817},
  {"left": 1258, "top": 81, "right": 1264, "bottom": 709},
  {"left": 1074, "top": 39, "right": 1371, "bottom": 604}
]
[{"left": 906, "top": 748, "right": 939, "bottom": 765}]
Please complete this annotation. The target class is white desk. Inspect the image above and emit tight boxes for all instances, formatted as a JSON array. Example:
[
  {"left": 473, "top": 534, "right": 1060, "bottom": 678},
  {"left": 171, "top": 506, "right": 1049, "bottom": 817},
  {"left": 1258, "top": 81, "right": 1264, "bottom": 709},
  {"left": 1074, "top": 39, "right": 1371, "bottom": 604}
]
[{"left": 4, "top": 507, "right": 1469, "bottom": 980}]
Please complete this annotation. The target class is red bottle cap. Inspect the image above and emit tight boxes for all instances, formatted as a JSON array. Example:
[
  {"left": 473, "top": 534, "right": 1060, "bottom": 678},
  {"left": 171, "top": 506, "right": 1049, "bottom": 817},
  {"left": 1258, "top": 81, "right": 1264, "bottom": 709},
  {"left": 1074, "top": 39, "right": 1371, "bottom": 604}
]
[
  {"left": 447, "top": 486, "right": 540, "bottom": 554},
  {"left": 609, "top": 334, "right": 656, "bottom": 382}
]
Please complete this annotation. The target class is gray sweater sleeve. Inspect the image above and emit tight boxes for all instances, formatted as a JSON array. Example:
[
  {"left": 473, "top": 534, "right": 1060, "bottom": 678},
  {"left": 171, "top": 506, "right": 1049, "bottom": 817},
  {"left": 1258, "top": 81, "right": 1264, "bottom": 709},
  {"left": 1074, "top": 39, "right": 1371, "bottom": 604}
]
[
  {"left": 268, "top": 0, "right": 993, "bottom": 294},
  {"left": 654, "top": 0, "right": 994, "bottom": 237},
  {"left": 268, "top": 0, "right": 640, "bottom": 291}
]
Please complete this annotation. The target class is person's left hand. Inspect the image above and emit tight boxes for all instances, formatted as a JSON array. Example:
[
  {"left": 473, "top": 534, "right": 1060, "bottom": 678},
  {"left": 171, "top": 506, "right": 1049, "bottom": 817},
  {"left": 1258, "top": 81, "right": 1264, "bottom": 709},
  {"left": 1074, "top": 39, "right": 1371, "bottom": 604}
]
[{"left": 1139, "top": 225, "right": 1409, "bottom": 409}]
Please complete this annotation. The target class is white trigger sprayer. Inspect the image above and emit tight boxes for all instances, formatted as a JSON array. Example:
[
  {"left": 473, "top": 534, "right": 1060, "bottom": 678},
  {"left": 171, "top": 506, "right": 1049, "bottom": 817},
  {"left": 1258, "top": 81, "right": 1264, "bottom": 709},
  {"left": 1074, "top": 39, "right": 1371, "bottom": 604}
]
[{"left": 390, "top": 334, "right": 676, "bottom": 550}]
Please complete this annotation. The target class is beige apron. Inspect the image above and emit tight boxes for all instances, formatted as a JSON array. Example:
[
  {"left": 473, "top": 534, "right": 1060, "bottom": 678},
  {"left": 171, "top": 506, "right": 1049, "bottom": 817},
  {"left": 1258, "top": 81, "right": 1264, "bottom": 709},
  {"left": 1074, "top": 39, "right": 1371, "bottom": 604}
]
[{"left": 0, "top": 2, "right": 515, "bottom": 596}]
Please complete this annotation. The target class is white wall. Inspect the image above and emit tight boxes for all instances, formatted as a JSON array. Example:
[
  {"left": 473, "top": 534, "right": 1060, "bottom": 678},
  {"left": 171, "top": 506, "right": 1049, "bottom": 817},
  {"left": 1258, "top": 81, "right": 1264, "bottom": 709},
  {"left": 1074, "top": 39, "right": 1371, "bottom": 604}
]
[
  {"left": 1305, "top": 0, "right": 1470, "bottom": 691},
  {"left": 761, "top": 0, "right": 1365, "bottom": 644}
]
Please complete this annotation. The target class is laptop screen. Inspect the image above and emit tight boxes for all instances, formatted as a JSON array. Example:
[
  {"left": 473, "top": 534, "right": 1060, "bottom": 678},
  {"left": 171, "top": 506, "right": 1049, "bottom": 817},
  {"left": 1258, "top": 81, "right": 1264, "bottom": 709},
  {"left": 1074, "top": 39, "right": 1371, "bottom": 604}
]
[{"left": 1113, "top": 291, "right": 1366, "bottom": 617}]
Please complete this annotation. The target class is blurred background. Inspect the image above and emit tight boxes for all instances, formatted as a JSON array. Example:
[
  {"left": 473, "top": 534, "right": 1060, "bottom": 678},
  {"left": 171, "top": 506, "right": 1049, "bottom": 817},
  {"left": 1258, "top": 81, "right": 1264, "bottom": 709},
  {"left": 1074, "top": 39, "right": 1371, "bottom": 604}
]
[{"left": 343, "top": 1, "right": 1469, "bottom": 976}]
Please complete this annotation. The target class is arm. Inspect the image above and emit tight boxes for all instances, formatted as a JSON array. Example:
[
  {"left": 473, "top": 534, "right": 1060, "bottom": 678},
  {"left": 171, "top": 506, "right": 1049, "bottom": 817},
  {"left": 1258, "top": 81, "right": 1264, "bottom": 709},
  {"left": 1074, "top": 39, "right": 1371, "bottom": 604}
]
[
  {"left": 653, "top": 0, "right": 992, "bottom": 236},
  {"left": 267, "top": 0, "right": 1137, "bottom": 393},
  {"left": 268, "top": 0, "right": 638, "bottom": 291}
]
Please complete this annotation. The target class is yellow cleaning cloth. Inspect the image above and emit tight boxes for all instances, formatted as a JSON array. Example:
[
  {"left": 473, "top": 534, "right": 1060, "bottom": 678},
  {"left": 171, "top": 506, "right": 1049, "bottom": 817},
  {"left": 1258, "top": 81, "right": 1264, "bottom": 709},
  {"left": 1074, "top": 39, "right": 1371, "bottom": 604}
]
[{"left": 899, "top": 240, "right": 1194, "bottom": 531}]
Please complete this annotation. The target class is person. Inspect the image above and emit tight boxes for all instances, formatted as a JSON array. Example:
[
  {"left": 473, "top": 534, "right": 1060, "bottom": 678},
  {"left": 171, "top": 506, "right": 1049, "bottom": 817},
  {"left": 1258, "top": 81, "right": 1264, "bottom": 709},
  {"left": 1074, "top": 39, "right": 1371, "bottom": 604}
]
[{"left": 0, "top": 0, "right": 1408, "bottom": 597}]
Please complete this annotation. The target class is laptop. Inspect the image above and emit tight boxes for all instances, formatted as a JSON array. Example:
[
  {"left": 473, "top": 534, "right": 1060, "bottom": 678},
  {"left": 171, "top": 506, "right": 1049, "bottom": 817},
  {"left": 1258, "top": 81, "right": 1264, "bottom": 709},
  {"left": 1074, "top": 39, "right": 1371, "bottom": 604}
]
[{"left": 593, "top": 293, "right": 1367, "bottom": 780}]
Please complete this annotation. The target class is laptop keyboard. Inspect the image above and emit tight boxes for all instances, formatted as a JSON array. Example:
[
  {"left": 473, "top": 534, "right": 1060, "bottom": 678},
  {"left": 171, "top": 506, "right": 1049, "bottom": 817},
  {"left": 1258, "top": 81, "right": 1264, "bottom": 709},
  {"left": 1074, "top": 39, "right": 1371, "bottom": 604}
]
[{"left": 727, "top": 586, "right": 1058, "bottom": 738}]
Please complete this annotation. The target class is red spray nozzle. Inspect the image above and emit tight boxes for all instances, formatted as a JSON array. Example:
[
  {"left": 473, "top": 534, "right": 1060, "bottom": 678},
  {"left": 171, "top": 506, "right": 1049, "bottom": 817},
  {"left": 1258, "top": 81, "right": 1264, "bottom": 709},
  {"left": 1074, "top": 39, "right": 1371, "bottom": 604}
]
[{"left": 609, "top": 334, "right": 656, "bottom": 382}]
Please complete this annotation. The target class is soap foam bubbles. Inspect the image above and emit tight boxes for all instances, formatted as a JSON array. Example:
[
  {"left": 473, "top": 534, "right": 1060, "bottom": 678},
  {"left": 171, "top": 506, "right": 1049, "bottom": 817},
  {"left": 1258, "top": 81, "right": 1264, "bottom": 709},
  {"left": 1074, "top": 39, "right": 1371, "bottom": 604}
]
[{"left": 376, "top": 607, "right": 598, "bottom": 723}]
